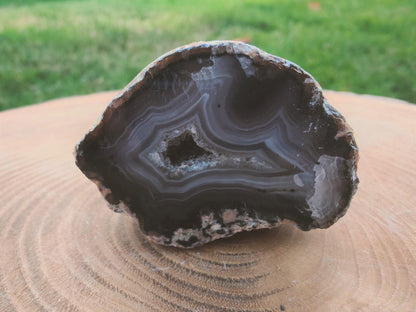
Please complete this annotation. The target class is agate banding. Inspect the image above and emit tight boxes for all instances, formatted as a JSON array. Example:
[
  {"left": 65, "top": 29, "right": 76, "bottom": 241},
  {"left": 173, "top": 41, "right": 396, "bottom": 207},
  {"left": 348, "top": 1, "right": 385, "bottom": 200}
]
[{"left": 75, "top": 41, "right": 359, "bottom": 248}]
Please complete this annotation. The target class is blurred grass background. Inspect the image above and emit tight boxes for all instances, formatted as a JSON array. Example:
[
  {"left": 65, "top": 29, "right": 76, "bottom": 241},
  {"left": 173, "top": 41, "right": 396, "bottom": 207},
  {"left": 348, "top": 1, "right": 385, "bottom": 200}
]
[{"left": 0, "top": 0, "right": 415, "bottom": 110}]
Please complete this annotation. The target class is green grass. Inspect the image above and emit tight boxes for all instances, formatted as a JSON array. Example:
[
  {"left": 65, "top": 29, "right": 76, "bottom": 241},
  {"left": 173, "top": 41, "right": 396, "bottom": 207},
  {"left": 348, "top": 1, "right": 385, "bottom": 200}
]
[{"left": 0, "top": 0, "right": 415, "bottom": 110}]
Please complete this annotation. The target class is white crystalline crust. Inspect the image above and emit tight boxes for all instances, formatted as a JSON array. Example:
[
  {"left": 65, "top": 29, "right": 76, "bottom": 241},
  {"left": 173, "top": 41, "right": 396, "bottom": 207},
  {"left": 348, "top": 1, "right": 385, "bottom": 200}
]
[
  {"left": 147, "top": 209, "right": 284, "bottom": 248},
  {"left": 307, "top": 155, "right": 352, "bottom": 227}
]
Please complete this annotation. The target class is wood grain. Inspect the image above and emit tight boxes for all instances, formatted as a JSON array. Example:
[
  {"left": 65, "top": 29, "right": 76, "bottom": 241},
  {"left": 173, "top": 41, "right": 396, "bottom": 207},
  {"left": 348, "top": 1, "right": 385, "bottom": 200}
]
[{"left": 0, "top": 91, "right": 415, "bottom": 311}]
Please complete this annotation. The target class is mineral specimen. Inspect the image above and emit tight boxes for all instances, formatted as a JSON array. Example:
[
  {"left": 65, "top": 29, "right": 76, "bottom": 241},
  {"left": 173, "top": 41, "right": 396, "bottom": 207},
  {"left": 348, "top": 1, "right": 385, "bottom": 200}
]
[{"left": 75, "top": 41, "right": 359, "bottom": 248}]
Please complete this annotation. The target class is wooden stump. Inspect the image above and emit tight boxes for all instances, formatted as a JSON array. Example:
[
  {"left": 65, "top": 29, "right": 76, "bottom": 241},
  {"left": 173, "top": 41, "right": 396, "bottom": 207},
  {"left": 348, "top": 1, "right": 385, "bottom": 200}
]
[{"left": 0, "top": 91, "right": 415, "bottom": 311}]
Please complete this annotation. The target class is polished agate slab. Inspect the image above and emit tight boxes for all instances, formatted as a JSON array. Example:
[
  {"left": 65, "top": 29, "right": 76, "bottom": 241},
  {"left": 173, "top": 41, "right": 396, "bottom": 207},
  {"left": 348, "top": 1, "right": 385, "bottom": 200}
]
[{"left": 75, "top": 41, "right": 359, "bottom": 248}]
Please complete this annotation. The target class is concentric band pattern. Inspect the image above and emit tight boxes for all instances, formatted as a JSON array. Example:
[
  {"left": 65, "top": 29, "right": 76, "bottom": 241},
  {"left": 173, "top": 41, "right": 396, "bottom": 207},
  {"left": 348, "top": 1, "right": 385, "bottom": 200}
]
[{"left": 0, "top": 91, "right": 415, "bottom": 311}]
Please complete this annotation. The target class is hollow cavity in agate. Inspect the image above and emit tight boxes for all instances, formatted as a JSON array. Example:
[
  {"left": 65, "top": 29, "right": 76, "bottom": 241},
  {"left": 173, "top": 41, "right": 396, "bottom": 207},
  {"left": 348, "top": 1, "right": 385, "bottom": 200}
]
[{"left": 75, "top": 41, "right": 359, "bottom": 248}]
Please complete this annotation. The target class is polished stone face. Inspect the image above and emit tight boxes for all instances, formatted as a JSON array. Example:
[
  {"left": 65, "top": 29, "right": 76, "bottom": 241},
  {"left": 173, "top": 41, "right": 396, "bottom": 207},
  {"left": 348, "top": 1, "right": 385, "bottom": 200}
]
[{"left": 76, "top": 41, "right": 359, "bottom": 248}]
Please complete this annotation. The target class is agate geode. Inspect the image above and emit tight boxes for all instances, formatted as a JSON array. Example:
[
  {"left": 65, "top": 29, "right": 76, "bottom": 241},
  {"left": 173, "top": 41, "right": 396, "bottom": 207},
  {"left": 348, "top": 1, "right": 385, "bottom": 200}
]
[{"left": 75, "top": 41, "right": 359, "bottom": 248}]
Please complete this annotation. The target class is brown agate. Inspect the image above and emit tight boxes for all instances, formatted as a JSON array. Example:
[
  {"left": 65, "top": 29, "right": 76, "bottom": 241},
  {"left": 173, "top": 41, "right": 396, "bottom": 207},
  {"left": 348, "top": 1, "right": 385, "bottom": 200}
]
[{"left": 75, "top": 41, "right": 359, "bottom": 248}]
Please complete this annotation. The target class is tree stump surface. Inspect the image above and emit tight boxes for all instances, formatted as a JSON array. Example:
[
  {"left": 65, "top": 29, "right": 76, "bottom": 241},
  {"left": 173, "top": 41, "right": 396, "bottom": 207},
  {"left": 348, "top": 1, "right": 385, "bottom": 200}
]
[{"left": 0, "top": 91, "right": 415, "bottom": 312}]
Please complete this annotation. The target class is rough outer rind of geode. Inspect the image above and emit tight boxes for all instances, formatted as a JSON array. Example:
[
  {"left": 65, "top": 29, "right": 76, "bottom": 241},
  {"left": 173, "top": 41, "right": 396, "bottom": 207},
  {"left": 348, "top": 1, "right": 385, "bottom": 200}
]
[{"left": 75, "top": 41, "right": 359, "bottom": 248}]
